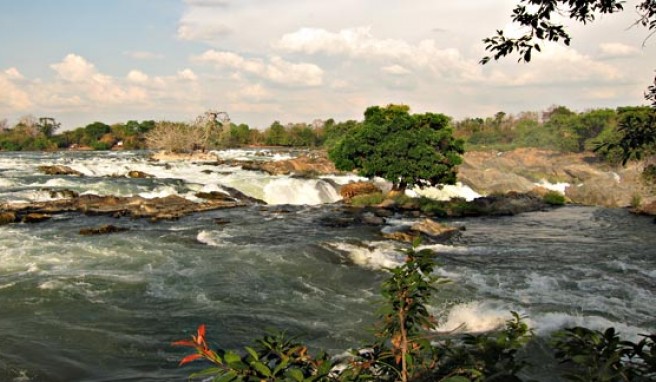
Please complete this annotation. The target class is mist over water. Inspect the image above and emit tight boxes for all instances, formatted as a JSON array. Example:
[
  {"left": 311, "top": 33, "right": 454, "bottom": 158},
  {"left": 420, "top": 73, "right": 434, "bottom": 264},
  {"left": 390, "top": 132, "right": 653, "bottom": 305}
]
[{"left": 0, "top": 151, "right": 654, "bottom": 381}]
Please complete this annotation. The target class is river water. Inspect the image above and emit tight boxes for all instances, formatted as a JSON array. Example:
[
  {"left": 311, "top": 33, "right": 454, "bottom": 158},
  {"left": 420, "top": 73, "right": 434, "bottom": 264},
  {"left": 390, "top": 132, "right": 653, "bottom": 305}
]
[{"left": 0, "top": 150, "right": 654, "bottom": 381}]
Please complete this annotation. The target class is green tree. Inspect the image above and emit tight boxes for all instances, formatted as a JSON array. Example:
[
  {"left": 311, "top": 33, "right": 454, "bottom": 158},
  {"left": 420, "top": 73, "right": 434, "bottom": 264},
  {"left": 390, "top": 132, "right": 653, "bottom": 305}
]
[
  {"left": 329, "top": 105, "right": 464, "bottom": 192},
  {"left": 265, "top": 121, "right": 289, "bottom": 146}
]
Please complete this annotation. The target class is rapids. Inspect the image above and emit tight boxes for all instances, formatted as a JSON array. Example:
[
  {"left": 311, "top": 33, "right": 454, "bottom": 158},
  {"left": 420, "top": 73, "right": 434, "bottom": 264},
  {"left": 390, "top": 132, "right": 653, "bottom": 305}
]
[{"left": 0, "top": 150, "right": 654, "bottom": 381}]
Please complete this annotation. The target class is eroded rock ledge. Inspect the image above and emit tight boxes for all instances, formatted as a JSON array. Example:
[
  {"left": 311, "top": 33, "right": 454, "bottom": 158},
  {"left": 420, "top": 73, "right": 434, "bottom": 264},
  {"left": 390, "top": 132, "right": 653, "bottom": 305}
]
[{"left": 0, "top": 194, "right": 249, "bottom": 224}]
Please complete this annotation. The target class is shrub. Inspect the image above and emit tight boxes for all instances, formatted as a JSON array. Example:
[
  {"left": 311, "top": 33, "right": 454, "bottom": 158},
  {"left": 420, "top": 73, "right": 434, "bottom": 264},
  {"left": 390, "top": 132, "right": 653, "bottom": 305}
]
[
  {"left": 543, "top": 191, "right": 566, "bottom": 206},
  {"left": 349, "top": 192, "right": 386, "bottom": 206}
]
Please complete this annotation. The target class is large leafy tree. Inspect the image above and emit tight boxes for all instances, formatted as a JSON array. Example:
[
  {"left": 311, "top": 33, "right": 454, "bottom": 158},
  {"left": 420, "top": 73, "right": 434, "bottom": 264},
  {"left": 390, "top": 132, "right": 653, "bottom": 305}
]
[{"left": 329, "top": 105, "right": 464, "bottom": 191}]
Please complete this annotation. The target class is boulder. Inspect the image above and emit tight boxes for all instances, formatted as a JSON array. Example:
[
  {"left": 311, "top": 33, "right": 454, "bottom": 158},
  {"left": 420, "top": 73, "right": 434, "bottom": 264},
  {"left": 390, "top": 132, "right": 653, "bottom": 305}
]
[
  {"left": 383, "top": 218, "right": 462, "bottom": 243},
  {"left": 0, "top": 211, "right": 16, "bottom": 225},
  {"left": 339, "top": 182, "right": 381, "bottom": 199},
  {"left": 79, "top": 224, "right": 129, "bottom": 236},
  {"left": 127, "top": 170, "right": 154, "bottom": 178},
  {"left": 38, "top": 165, "right": 83, "bottom": 177},
  {"left": 22, "top": 213, "right": 52, "bottom": 223}
]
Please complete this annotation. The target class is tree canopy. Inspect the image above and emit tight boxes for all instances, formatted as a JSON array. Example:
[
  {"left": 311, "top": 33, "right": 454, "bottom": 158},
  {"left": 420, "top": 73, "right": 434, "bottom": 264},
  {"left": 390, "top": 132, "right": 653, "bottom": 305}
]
[{"left": 328, "top": 105, "right": 464, "bottom": 191}]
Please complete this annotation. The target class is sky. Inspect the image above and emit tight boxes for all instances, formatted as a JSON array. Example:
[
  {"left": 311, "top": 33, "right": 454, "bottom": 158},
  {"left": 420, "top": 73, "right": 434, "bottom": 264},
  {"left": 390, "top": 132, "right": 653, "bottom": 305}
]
[{"left": 0, "top": 0, "right": 654, "bottom": 130}]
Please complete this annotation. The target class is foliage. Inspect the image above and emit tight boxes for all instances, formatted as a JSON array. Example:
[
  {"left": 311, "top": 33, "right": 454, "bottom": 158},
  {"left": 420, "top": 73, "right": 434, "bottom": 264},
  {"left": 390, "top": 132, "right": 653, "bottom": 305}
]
[
  {"left": 595, "top": 107, "right": 656, "bottom": 166},
  {"left": 173, "top": 243, "right": 656, "bottom": 382},
  {"left": 349, "top": 192, "right": 387, "bottom": 206},
  {"left": 145, "top": 121, "right": 209, "bottom": 153},
  {"left": 481, "top": 0, "right": 653, "bottom": 65},
  {"left": 543, "top": 191, "right": 566, "bottom": 206},
  {"left": 172, "top": 325, "right": 333, "bottom": 381},
  {"left": 551, "top": 327, "right": 656, "bottom": 381},
  {"left": 329, "top": 105, "right": 464, "bottom": 191}
]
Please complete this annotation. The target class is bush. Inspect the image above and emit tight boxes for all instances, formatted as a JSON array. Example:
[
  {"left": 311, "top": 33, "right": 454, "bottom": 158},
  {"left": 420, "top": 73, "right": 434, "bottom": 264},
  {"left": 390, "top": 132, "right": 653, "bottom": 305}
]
[
  {"left": 349, "top": 192, "right": 386, "bottom": 206},
  {"left": 543, "top": 191, "right": 566, "bottom": 206}
]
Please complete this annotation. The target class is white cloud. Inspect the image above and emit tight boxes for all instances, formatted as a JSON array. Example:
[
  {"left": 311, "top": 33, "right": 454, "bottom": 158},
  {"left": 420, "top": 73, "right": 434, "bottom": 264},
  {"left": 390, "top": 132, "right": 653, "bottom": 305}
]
[
  {"left": 127, "top": 70, "right": 149, "bottom": 83},
  {"left": 0, "top": 69, "right": 32, "bottom": 110},
  {"left": 177, "top": 68, "right": 198, "bottom": 81},
  {"left": 599, "top": 42, "right": 640, "bottom": 58},
  {"left": 194, "top": 50, "right": 323, "bottom": 86},
  {"left": 50, "top": 54, "right": 97, "bottom": 82},
  {"left": 4, "top": 67, "right": 24, "bottom": 80}
]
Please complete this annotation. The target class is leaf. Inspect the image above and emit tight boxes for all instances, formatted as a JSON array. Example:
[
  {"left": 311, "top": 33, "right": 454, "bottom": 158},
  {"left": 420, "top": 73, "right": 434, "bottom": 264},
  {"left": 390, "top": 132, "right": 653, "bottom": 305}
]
[
  {"left": 244, "top": 346, "right": 258, "bottom": 361},
  {"left": 213, "top": 370, "right": 238, "bottom": 382},
  {"left": 286, "top": 368, "right": 305, "bottom": 382},
  {"left": 179, "top": 353, "right": 203, "bottom": 366},
  {"left": 224, "top": 350, "right": 242, "bottom": 365},
  {"left": 250, "top": 361, "right": 272, "bottom": 377}
]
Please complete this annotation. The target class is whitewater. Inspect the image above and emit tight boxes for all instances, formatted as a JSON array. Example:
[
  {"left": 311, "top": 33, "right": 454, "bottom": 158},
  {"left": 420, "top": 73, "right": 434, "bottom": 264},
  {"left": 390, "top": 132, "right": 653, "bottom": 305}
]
[{"left": 0, "top": 150, "right": 654, "bottom": 382}]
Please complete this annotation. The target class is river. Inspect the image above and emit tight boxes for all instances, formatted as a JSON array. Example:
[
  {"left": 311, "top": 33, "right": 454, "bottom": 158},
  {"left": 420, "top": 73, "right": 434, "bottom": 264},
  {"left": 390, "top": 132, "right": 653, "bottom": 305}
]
[{"left": 0, "top": 150, "right": 654, "bottom": 381}]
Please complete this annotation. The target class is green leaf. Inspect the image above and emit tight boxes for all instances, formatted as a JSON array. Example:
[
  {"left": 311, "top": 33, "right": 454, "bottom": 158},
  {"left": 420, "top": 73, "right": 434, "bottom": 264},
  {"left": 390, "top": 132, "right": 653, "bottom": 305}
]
[
  {"left": 212, "top": 370, "right": 238, "bottom": 382},
  {"left": 286, "top": 368, "right": 305, "bottom": 382},
  {"left": 250, "top": 361, "right": 272, "bottom": 377},
  {"left": 224, "top": 351, "right": 242, "bottom": 365},
  {"left": 244, "top": 346, "right": 259, "bottom": 361},
  {"left": 190, "top": 367, "right": 223, "bottom": 379}
]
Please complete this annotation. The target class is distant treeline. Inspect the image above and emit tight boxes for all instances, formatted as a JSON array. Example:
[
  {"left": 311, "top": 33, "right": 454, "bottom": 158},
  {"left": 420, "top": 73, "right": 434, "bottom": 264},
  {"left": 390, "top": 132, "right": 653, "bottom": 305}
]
[{"left": 0, "top": 105, "right": 653, "bottom": 164}]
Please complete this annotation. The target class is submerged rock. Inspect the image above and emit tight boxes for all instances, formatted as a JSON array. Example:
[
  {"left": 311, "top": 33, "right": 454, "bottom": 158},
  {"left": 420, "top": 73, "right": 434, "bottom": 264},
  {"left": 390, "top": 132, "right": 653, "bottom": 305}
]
[
  {"left": 79, "top": 224, "right": 129, "bottom": 236},
  {"left": 48, "top": 189, "right": 79, "bottom": 199},
  {"left": 38, "top": 165, "right": 83, "bottom": 177}
]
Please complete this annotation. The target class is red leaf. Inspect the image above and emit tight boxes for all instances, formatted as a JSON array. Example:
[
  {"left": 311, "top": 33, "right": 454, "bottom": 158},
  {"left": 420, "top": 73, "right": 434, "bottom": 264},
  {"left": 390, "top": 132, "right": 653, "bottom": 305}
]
[
  {"left": 179, "top": 353, "right": 203, "bottom": 366},
  {"left": 194, "top": 324, "right": 207, "bottom": 345},
  {"left": 171, "top": 340, "right": 196, "bottom": 348}
]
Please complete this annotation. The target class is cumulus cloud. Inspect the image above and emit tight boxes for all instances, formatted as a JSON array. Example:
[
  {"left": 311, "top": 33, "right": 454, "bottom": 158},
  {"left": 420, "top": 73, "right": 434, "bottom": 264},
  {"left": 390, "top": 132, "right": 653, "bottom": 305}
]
[
  {"left": 599, "top": 42, "right": 640, "bottom": 58},
  {"left": 381, "top": 64, "right": 412, "bottom": 75},
  {"left": 0, "top": 69, "right": 32, "bottom": 110},
  {"left": 177, "top": 68, "right": 198, "bottom": 81},
  {"left": 194, "top": 50, "right": 323, "bottom": 86},
  {"left": 51, "top": 54, "right": 97, "bottom": 82},
  {"left": 127, "top": 70, "right": 149, "bottom": 83}
]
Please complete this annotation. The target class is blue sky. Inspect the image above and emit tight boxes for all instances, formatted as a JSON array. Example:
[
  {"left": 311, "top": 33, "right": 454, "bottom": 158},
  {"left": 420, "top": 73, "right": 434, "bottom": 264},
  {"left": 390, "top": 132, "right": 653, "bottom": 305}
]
[{"left": 1, "top": 0, "right": 654, "bottom": 130}]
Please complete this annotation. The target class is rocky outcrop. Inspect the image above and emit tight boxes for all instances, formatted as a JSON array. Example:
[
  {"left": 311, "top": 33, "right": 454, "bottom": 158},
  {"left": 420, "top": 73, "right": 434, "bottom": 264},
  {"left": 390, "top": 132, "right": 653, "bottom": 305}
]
[
  {"left": 339, "top": 182, "right": 381, "bottom": 199},
  {"left": 38, "top": 165, "right": 84, "bottom": 177},
  {"left": 22, "top": 213, "right": 52, "bottom": 223},
  {"left": 238, "top": 152, "right": 339, "bottom": 176},
  {"left": 1, "top": 194, "right": 249, "bottom": 223},
  {"left": 459, "top": 149, "right": 655, "bottom": 208}
]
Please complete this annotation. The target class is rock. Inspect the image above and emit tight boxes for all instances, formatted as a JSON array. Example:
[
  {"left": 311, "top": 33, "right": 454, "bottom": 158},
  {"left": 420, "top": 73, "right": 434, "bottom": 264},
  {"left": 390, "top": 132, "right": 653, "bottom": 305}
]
[
  {"left": 339, "top": 182, "right": 381, "bottom": 199},
  {"left": 22, "top": 213, "right": 52, "bottom": 223},
  {"left": 0, "top": 211, "right": 16, "bottom": 225},
  {"left": 383, "top": 218, "right": 462, "bottom": 243},
  {"left": 38, "top": 165, "right": 83, "bottom": 177},
  {"left": 79, "top": 224, "right": 129, "bottom": 236},
  {"left": 214, "top": 218, "right": 230, "bottom": 225},
  {"left": 239, "top": 152, "right": 339, "bottom": 176},
  {"left": 195, "top": 191, "right": 233, "bottom": 201},
  {"left": 359, "top": 212, "right": 385, "bottom": 225},
  {"left": 127, "top": 170, "right": 154, "bottom": 178},
  {"left": 635, "top": 200, "right": 656, "bottom": 216}
]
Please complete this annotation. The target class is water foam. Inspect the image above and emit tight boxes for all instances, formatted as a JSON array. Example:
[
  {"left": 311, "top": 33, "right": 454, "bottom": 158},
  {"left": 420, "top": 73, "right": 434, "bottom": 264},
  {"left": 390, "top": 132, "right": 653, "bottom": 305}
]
[
  {"left": 407, "top": 182, "right": 481, "bottom": 201},
  {"left": 263, "top": 178, "right": 340, "bottom": 205},
  {"left": 327, "top": 241, "right": 404, "bottom": 270},
  {"left": 535, "top": 179, "right": 570, "bottom": 194},
  {"left": 437, "top": 301, "right": 514, "bottom": 333}
]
